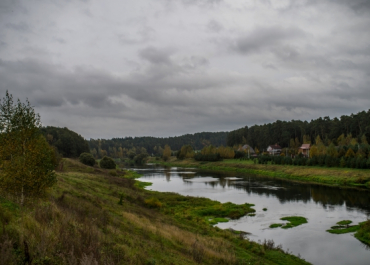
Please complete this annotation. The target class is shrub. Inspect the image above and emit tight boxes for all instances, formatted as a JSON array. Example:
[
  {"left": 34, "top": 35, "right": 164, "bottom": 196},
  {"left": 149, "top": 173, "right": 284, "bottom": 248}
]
[
  {"left": 194, "top": 153, "right": 221, "bottom": 162},
  {"left": 283, "top": 156, "right": 292, "bottom": 165},
  {"left": 109, "top": 170, "right": 117, "bottom": 176},
  {"left": 99, "top": 156, "right": 116, "bottom": 169},
  {"left": 349, "top": 158, "right": 356, "bottom": 168},
  {"left": 272, "top": 156, "right": 282, "bottom": 165},
  {"left": 144, "top": 197, "right": 162, "bottom": 208},
  {"left": 79, "top": 152, "right": 95, "bottom": 166},
  {"left": 133, "top": 153, "right": 148, "bottom": 165},
  {"left": 258, "top": 155, "right": 271, "bottom": 165},
  {"left": 234, "top": 151, "right": 246, "bottom": 159},
  {"left": 317, "top": 155, "right": 326, "bottom": 166}
]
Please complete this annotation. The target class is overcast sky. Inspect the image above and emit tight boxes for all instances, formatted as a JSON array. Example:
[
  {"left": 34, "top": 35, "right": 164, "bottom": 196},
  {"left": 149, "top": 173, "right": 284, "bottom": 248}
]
[{"left": 1, "top": 0, "right": 369, "bottom": 139}]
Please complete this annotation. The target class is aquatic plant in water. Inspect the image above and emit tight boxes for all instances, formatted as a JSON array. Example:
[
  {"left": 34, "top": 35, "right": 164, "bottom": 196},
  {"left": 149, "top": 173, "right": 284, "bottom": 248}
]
[{"left": 270, "top": 216, "right": 307, "bottom": 229}]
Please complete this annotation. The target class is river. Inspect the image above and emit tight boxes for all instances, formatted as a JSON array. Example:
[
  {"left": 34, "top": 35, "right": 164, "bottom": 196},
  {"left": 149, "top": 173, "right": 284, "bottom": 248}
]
[{"left": 135, "top": 164, "right": 370, "bottom": 265}]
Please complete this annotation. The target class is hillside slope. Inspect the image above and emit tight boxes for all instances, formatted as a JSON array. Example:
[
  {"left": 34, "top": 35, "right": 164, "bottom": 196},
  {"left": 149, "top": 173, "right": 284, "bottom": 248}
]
[{"left": 0, "top": 159, "right": 309, "bottom": 265}]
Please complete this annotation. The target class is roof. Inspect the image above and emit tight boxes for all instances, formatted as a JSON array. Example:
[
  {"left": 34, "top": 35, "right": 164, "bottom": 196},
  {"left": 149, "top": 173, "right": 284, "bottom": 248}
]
[
  {"left": 268, "top": 145, "right": 281, "bottom": 149},
  {"left": 300, "top": 144, "right": 311, "bottom": 149},
  {"left": 239, "top": 145, "right": 255, "bottom": 153}
]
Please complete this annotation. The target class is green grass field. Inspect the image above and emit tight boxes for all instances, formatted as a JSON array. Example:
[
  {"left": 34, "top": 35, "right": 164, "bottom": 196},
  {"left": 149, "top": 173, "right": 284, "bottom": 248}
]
[
  {"left": 152, "top": 157, "right": 370, "bottom": 188},
  {"left": 0, "top": 158, "right": 310, "bottom": 265}
]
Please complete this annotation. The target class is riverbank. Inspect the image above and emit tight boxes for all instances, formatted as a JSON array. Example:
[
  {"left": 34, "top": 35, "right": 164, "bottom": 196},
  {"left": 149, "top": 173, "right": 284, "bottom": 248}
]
[
  {"left": 0, "top": 158, "right": 309, "bottom": 265},
  {"left": 150, "top": 157, "right": 370, "bottom": 188}
]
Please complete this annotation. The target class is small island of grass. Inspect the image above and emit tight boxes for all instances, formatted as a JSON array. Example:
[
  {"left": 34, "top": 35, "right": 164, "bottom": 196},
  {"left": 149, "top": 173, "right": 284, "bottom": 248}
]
[
  {"left": 326, "top": 219, "right": 370, "bottom": 247},
  {"left": 270, "top": 223, "right": 283, "bottom": 228},
  {"left": 327, "top": 220, "right": 363, "bottom": 234},
  {"left": 337, "top": 220, "right": 352, "bottom": 226},
  {"left": 270, "top": 216, "right": 307, "bottom": 229}
]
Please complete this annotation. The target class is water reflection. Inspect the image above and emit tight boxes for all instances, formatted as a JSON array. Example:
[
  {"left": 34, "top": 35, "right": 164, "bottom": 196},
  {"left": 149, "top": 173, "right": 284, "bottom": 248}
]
[
  {"left": 190, "top": 172, "right": 370, "bottom": 213},
  {"left": 134, "top": 165, "right": 370, "bottom": 264},
  {"left": 135, "top": 165, "right": 370, "bottom": 215}
]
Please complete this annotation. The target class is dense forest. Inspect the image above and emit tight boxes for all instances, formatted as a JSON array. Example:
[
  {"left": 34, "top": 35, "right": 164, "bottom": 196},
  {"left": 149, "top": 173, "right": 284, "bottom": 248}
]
[
  {"left": 88, "top": 132, "right": 227, "bottom": 159},
  {"left": 227, "top": 110, "right": 370, "bottom": 150},
  {"left": 41, "top": 110, "right": 370, "bottom": 161},
  {"left": 40, "top": 126, "right": 90, "bottom": 158}
]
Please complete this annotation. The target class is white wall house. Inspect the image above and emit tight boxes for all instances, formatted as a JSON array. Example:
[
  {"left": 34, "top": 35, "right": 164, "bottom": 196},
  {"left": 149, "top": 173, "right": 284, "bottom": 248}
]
[{"left": 267, "top": 144, "right": 282, "bottom": 156}]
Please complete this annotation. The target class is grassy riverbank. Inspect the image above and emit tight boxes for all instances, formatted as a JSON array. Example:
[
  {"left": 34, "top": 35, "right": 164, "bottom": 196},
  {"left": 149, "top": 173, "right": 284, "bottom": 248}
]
[
  {"left": 354, "top": 220, "right": 370, "bottom": 246},
  {"left": 151, "top": 157, "right": 370, "bottom": 188},
  {"left": 0, "top": 158, "right": 309, "bottom": 265}
]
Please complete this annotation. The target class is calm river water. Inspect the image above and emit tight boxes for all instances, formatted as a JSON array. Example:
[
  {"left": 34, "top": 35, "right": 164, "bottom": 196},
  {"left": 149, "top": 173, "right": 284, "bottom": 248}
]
[{"left": 135, "top": 164, "right": 370, "bottom": 265}]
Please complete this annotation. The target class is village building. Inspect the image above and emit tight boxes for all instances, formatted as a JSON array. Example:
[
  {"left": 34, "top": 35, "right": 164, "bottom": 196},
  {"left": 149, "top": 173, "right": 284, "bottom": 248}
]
[
  {"left": 267, "top": 144, "right": 282, "bottom": 156},
  {"left": 298, "top": 144, "right": 311, "bottom": 157},
  {"left": 238, "top": 144, "right": 255, "bottom": 156}
]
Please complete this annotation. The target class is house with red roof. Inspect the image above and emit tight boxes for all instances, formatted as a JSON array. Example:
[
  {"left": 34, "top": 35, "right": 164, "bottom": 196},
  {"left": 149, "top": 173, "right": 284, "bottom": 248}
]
[{"left": 298, "top": 144, "right": 311, "bottom": 157}]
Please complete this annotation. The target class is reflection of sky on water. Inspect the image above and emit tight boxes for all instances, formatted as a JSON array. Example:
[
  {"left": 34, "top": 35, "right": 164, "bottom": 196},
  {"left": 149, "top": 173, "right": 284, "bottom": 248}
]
[
  {"left": 183, "top": 177, "right": 219, "bottom": 183},
  {"left": 134, "top": 165, "right": 370, "bottom": 265}
]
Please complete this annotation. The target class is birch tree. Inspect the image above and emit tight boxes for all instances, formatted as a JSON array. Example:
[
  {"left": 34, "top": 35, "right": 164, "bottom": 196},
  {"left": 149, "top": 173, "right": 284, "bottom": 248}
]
[{"left": 0, "top": 91, "right": 56, "bottom": 205}]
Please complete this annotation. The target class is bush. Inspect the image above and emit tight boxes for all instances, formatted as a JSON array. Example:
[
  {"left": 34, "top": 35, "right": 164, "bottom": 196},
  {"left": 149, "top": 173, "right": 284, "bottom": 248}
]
[
  {"left": 100, "top": 156, "right": 116, "bottom": 169},
  {"left": 194, "top": 153, "right": 221, "bottom": 162},
  {"left": 109, "top": 170, "right": 117, "bottom": 176},
  {"left": 133, "top": 153, "right": 148, "bottom": 165},
  {"left": 234, "top": 151, "right": 246, "bottom": 159},
  {"left": 79, "top": 152, "right": 95, "bottom": 166},
  {"left": 283, "top": 156, "right": 292, "bottom": 165},
  {"left": 318, "top": 155, "right": 326, "bottom": 167},
  {"left": 144, "top": 197, "right": 162, "bottom": 208},
  {"left": 258, "top": 155, "right": 271, "bottom": 165}
]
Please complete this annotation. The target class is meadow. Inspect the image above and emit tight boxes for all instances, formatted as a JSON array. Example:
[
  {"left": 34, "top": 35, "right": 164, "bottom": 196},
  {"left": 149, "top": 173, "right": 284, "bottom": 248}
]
[
  {"left": 153, "top": 157, "right": 370, "bottom": 188},
  {"left": 0, "top": 159, "right": 310, "bottom": 265}
]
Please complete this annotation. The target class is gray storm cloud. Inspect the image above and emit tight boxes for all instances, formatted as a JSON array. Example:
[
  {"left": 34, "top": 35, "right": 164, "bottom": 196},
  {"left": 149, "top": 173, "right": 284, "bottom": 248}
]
[{"left": 0, "top": 0, "right": 369, "bottom": 138}]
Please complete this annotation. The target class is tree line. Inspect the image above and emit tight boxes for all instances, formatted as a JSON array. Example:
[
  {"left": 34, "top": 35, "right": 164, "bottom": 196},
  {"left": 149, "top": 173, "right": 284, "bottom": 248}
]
[
  {"left": 88, "top": 132, "right": 228, "bottom": 159},
  {"left": 227, "top": 110, "right": 370, "bottom": 150},
  {"left": 40, "top": 126, "right": 90, "bottom": 158}
]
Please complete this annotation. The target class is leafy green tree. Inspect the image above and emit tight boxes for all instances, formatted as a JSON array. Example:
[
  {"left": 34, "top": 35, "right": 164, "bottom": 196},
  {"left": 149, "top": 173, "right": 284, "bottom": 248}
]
[
  {"left": 133, "top": 153, "right": 148, "bottom": 165},
  {"left": 327, "top": 143, "right": 338, "bottom": 158},
  {"left": 254, "top": 147, "right": 260, "bottom": 155},
  {"left": 0, "top": 91, "right": 56, "bottom": 205},
  {"left": 345, "top": 148, "right": 355, "bottom": 158},
  {"left": 128, "top": 151, "right": 136, "bottom": 160},
  {"left": 41, "top": 126, "right": 90, "bottom": 158},
  {"left": 177, "top": 145, "right": 194, "bottom": 159},
  {"left": 79, "top": 152, "right": 95, "bottom": 166},
  {"left": 302, "top": 134, "right": 311, "bottom": 144},
  {"left": 361, "top": 134, "right": 368, "bottom": 145},
  {"left": 162, "top": 144, "right": 171, "bottom": 161},
  {"left": 99, "top": 156, "right": 116, "bottom": 169}
]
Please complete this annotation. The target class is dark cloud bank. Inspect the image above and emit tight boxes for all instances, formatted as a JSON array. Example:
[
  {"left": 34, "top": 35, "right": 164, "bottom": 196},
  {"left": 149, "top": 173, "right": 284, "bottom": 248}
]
[{"left": 0, "top": 0, "right": 369, "bottom": 139}]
